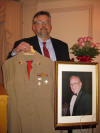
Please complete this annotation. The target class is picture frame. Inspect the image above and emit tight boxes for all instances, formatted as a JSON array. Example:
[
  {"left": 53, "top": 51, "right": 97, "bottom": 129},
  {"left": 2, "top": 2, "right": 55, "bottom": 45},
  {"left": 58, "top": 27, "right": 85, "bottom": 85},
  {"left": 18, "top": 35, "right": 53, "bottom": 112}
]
[{"left": 55, "top": 61, "right": 99, "bottom": 129}]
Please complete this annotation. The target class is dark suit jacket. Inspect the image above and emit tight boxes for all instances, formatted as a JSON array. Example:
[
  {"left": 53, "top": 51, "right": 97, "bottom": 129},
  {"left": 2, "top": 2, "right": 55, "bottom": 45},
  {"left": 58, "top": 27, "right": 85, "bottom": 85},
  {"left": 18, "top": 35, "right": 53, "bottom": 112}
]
[
  {"left": 66, "top": 90, "right": 92, "bottom": 116},
  {"left": 8, "top": 36, "right": 70, "bottom": 61}
]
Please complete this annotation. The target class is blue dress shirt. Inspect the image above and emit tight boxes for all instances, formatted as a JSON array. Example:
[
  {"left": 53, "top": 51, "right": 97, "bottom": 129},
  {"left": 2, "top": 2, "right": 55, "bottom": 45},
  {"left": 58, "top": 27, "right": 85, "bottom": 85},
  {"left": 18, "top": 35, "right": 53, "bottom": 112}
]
[{"left": 38, "top": 37, "right": 56, "bottom": 61}]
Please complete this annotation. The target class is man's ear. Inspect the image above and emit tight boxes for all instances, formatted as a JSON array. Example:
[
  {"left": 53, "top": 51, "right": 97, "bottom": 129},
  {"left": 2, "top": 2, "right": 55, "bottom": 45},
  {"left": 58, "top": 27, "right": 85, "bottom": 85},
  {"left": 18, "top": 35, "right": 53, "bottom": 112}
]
[
  {"left": 80, "top": 82, "right": 82, "bottom": 88},
  {"left": 51, "top": 25, "right": 52, "bottom": 31},
  {"left": 32, "top": 24, "right": 35, "bottom": 32}
]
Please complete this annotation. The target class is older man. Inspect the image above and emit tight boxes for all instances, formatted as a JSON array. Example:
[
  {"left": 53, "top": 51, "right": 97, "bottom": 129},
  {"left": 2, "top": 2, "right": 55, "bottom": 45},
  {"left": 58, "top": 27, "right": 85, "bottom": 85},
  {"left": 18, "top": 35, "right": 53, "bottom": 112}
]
[{"left": 66, "top": 75, "right": 92, "bottom": 116}]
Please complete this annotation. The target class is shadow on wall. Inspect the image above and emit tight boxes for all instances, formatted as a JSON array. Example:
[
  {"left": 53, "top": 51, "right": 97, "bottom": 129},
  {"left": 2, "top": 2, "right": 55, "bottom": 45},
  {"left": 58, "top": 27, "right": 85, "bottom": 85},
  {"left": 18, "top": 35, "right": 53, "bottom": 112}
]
[{"left": 0, "top": 62, "right": 3, "bottom": 84}]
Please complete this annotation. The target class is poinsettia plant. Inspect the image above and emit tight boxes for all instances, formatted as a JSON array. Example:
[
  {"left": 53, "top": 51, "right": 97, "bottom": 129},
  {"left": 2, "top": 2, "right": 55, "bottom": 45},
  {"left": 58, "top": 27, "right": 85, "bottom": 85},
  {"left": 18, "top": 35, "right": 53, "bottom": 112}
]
[{"left": 70, "top": 36, "right": 100, "bottom": 59}]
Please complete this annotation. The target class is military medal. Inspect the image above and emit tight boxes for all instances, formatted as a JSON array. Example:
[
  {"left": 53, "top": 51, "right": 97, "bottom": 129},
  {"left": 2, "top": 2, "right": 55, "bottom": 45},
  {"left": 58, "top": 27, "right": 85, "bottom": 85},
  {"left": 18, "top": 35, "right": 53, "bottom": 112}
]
[
  {"left": 44, "top": 79, "right": 48, "bottom": 84},
  {"left": 37, "top": 81, "right": 42, "bottom": 86},
  {"left": 37, "top": 73, "right": 48, "bottom": 86},
  {"left": 37, "top": 76, "right": 42, "bottom": 86}
]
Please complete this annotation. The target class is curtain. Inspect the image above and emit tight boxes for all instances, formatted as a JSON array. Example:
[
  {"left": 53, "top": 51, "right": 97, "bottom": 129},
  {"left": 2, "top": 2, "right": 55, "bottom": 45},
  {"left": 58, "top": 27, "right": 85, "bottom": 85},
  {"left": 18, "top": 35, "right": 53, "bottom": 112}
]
[{"left": 0, "top": 0, "right": 22, "bottom": 83}]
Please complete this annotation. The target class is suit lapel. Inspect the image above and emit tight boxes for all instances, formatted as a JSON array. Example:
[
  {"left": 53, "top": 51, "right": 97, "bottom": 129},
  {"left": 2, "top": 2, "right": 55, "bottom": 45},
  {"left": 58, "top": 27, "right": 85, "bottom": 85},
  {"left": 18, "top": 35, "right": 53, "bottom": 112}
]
[
  {"left": 72, "top": 90, "right": 82, "bottom": 115},
  {"left": 31, "top": 36, "right": 42, "bottom": 54},
  {"left": 50, "top": 37, "right": 58, "bottom": 60}
]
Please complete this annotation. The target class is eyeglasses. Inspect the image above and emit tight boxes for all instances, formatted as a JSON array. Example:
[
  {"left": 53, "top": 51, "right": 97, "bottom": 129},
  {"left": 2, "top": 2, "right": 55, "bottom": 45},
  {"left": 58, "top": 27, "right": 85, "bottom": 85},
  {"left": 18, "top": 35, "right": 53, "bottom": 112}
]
[{"left": 34, "top": 21, "right": 50, "bottom": 25}]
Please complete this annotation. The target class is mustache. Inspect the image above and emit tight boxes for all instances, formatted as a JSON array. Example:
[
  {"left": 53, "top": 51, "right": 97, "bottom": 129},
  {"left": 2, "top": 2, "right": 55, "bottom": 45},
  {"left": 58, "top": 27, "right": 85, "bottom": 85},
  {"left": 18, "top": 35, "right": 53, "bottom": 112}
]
[{"left": 40, "top": 27, "right": 47, "bottom": 30}]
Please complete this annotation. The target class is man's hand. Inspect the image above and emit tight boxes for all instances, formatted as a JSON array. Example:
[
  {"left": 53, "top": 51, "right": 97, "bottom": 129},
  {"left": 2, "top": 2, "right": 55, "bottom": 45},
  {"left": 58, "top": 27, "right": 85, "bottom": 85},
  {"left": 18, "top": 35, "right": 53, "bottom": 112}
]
[{"left": 13, "top": 42, "right": 31, "bottom": 54}]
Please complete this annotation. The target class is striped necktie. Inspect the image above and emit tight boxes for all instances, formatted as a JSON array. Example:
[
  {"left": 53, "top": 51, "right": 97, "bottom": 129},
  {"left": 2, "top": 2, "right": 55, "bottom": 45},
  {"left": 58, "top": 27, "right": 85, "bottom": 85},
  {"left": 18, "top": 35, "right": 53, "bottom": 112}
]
[{"left": 43, "top": 42, "right": 50, "bottom": 58}]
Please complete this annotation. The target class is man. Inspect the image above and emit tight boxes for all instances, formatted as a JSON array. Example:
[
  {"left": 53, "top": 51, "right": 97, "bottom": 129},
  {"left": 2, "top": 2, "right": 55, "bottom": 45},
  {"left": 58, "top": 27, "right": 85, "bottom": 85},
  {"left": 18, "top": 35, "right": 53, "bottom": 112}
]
[
  {"left": 66, "top": 75, "right": 92, "bottom": 116},
  {"left": 8, "top": 11, "right": 70, "bottom": 61}
]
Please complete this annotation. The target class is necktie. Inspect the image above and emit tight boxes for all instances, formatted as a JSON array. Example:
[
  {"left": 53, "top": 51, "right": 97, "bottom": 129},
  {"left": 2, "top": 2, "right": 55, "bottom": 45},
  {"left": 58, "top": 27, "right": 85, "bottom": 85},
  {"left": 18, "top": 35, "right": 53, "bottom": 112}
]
[{"left": 43, "top": 42, "right": 50, "bottom": 58}]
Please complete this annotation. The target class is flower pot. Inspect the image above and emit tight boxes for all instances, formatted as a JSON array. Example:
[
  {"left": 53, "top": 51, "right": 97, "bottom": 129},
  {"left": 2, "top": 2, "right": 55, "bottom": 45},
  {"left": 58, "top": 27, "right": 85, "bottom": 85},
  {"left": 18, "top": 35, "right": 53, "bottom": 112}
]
[{"left": 77, "top": 56, "right": 92, "bottom": 62}]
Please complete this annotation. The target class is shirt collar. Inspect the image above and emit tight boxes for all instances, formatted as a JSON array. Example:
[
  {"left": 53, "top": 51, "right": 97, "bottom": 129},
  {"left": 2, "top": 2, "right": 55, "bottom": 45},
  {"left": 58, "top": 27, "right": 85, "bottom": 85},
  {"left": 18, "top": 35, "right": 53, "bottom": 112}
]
[{"left": 37, "top": 36, "right": 51, "bottom": 44}]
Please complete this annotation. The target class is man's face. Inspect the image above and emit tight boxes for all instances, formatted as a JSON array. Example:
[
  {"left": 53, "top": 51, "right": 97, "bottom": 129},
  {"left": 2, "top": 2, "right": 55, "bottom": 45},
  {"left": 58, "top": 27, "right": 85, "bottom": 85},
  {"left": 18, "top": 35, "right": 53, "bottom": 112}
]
[
  {"left": 32, "top": 15, "right": 52, "bottom": 38},
  {"left": 70, "top": 76, "right": 82, "bottom": 95}
]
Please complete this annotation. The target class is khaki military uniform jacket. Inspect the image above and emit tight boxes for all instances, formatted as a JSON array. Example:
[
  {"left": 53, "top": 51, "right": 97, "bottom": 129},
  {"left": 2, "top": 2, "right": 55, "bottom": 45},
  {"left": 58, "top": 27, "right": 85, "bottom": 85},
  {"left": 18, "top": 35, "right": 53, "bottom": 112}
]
[{"left": 3, "top": 51, "right": 61, "bottom": 133}]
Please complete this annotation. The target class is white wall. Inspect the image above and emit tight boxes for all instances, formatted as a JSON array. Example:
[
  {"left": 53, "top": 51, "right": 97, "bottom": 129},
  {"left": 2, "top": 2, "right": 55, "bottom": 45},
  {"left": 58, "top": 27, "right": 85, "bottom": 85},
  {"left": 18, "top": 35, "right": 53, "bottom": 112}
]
[{"left": 21, "top": 0, "right": 100, "bottom": 58}]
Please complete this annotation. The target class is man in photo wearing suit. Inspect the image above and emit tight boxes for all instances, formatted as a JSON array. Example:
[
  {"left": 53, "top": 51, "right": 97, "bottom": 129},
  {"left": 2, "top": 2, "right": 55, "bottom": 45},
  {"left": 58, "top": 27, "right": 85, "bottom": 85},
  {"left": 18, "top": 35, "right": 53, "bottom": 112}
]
[
  {"left": 66, "top": 75, "right": 92, "bottom": 116},
  {"left": 8, "top": 10, "right": 70, "bottom": 61}
]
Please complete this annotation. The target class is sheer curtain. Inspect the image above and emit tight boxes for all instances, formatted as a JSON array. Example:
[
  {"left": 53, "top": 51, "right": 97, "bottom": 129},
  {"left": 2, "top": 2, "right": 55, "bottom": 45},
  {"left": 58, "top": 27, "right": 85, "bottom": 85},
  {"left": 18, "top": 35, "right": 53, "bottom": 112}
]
[{"left": 0, "top": 1, "right": 7, "bottom": 83}]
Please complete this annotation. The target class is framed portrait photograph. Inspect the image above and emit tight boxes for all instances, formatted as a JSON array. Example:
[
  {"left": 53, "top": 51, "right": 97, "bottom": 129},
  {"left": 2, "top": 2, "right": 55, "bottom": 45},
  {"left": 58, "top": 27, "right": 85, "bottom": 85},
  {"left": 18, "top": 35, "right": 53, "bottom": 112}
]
[{"left": 55, "top": 62, "right": 99, "bottom": 128}]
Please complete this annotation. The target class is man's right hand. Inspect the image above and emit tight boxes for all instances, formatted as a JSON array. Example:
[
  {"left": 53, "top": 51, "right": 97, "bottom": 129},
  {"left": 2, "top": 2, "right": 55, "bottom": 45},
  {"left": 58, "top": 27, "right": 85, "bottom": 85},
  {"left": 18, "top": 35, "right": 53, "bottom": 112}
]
[{"left": 13, "top": 42, "right": 31, "bottom": 54}]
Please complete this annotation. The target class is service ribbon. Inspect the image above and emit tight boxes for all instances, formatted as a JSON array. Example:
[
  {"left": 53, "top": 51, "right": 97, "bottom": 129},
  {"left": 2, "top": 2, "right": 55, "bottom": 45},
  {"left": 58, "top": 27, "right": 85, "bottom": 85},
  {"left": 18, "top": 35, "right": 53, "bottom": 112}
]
[{"left": 27, "top": 61, "right": 32, "bottom": 79}]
